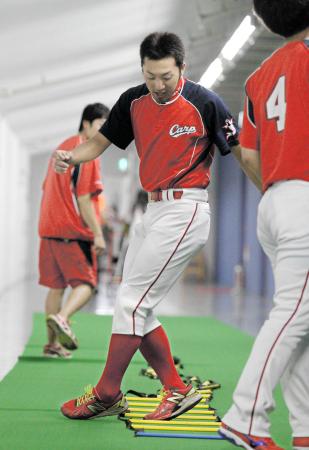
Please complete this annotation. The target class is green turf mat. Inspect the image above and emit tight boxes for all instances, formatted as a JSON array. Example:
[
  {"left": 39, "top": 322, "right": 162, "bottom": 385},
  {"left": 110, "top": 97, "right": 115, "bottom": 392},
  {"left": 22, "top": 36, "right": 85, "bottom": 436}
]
[
  {"left": 25, "top": 314, "right": 145, "bottom": 363},
  {"left": 0, "top": 411, "right": 221, "bottom": 450},
  {"left": 0, "top": 313, "right": 291, "bottom": 449}
]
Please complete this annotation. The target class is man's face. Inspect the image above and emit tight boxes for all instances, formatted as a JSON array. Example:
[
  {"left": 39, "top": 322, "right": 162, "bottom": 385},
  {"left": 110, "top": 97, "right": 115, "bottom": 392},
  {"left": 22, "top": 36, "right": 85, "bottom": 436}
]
[
  {"left": 142, "top": 57, "right": 185, "bottom": 104},
  {"left": 83, "top": 118, "right": 106, "bottom": 139}
]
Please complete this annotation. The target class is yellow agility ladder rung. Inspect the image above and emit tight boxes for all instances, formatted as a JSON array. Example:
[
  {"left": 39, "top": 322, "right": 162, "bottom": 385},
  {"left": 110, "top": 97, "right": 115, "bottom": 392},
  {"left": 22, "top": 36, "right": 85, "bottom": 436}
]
[
  {"left": 130, "top": 419, "right": 221, "bottom": 426},
  {"left": 130, "top": 424, "right": 220, "bottom": 432},
  {"left": 124, "top": 412, "right": 217, "bottom": 420},
  {"left": 128, "top": 407, "right": 211, "bottom": 414},
  {"left": 128, "top": 402, "right": 211, "bottom": 410}
]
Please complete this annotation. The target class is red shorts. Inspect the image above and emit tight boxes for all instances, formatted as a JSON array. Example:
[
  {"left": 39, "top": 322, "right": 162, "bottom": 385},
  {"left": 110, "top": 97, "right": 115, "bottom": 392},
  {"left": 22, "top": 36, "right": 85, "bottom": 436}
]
[{"left": 39, "top": 238, "right": 97, "bottom": 289}]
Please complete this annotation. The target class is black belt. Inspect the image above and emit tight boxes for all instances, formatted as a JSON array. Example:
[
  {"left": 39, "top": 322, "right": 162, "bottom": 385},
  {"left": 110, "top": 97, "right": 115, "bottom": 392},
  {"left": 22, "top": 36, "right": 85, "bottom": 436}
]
[
  {"left": 43, "top": 237, "right": 92, "bottom": 244},
  {"left": 44, "top": 237, "right": 75, "bottom": 243}
]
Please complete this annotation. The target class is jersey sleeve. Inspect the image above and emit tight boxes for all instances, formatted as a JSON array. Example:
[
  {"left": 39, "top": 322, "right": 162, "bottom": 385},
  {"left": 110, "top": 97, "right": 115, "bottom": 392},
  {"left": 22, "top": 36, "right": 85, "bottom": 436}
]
[
  {"left": 204, "top": 92, "right": 239, "bottom": 155},
  {"left": 239, "top": 94, "right": 259, "bottom": 151},
  {"left": 99, "top": 90, "right": 134, "bottom": 149},
  {"left": 75, "top": 160, "right": 103, "bottom": 198}
]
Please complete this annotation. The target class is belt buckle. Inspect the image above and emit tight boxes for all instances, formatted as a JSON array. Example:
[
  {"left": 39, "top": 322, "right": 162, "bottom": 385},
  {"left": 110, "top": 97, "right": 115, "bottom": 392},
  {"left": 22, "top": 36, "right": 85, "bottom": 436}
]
[{"left": 173, "top": 190, "right": 183, "bottom": 200}]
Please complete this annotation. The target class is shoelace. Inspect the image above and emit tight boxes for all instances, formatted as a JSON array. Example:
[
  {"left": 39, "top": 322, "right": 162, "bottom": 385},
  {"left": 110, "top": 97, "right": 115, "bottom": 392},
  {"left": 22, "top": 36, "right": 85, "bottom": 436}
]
[
  {"left": 76, "top": 385, "right": 95, "bottom": 406},
  {"left": 158, "top": 387, "right": 168, "bottom": 397}
]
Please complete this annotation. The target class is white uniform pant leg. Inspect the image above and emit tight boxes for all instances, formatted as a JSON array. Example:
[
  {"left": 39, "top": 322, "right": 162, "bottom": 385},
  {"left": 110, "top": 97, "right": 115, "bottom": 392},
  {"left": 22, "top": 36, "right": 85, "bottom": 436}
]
[
  {"left": 223, "top": 181, "right": 309, "bottom": 436},
  {"left": 112, "top": 200, "right": 210, "bottom": 336},
  {"left": 281, "top": 336, "right": 309, "bottom": 438},
  {"left": 121, "top": 220, "right": 146, "bottom": 283},
  {"left": 119, "top": 216, "right": 162, "bottom": 334}
]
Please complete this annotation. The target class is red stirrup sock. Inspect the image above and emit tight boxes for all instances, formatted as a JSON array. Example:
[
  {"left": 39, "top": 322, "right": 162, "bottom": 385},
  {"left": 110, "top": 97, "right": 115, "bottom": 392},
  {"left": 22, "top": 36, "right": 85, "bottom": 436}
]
[
  {"left": 139, "top": 326, "right": 186, "bottom": 390},
  {"left": 95, "top": 333, "right": 142, "bottom": 404}
]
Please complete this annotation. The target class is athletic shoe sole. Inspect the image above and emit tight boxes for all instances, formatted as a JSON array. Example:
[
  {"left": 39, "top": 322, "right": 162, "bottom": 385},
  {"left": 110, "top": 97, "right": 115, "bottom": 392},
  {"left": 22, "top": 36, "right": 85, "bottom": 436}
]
[
  {"left": 47, "top": 316, "right": 78, "bottom": 350},
  {"left": 44, "top": 354, "right": 72, "bottom": 360},
  {"left": 89, "top": 398, "right": 129, "bottom": 419},
  {"left": 167, "top": 392, "right": 203, "bottom": 420},
  {"left": 219, "top": 426, "right": 254, "bottom": 450},
  {"left": 43, "top": 351, "right": 72, "bottom": 359},
  {"left": 61, "top": 398, "right": 129, "bottom": 420}
]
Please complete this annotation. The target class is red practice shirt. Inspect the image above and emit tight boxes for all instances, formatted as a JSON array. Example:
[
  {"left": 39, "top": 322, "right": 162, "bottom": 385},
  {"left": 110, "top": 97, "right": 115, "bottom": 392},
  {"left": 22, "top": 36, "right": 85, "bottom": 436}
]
[
  {"left": 100, "top": 77, "right": 239, "bottom": 191},
  {"left": 240, "top": 40, "right": 309, "bottom": 192},
  {"left": 39, "top": 135, "right": 103, "bottom": 241}
]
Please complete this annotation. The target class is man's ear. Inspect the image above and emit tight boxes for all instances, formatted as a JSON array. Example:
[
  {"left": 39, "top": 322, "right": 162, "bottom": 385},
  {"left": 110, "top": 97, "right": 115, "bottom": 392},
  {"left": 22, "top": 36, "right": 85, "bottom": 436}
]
[{"left": 82, "top": 120, "right": 90, "bottom": 131}]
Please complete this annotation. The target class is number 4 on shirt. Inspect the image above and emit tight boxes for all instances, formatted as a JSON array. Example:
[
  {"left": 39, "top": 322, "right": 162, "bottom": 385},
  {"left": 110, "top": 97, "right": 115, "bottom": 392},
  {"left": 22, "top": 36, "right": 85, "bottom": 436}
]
[{"left": 266, "top": 75, "right": 286, "bottom": 132}]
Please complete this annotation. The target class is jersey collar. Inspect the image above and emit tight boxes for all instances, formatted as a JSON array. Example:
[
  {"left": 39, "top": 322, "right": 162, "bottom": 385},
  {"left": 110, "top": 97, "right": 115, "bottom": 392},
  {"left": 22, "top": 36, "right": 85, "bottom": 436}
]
[{"left": 151, "top": 76, "right": 185, "bottom": 106}]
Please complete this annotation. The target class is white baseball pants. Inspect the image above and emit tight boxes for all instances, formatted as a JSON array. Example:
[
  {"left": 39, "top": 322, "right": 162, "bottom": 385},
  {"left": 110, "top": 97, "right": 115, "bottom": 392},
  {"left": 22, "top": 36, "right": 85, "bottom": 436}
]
[
  {"left": 223, "top": 180, "right": 309, "bottom": 438},
  {"left": 112, "top": 189, "right": 210, "bottom": 336}
]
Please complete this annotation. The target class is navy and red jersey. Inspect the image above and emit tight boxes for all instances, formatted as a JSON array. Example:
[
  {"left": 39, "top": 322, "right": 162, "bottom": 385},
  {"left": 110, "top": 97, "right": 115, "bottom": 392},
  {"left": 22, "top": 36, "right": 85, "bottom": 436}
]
[
  {"left": 39, "top": 135, "right": 103, "bottom": 241},
  {"left": 100, "top": 77, "right": 239, "bottom": 191},
  {"left": 240, "top": 39, "right": 309, "bottom": 192}
]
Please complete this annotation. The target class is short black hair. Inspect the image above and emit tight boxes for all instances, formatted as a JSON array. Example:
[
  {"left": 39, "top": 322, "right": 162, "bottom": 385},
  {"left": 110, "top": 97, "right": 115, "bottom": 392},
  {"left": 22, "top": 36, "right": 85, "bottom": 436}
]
[
  {"left": 253, "top": 0, "right": 309, "bottom": 38},
  {"left": 140, "top": 32, "right": 185, "bottom": 67},
  {"left": 78, "top": 103, "right": 110, "bottom": 132}
]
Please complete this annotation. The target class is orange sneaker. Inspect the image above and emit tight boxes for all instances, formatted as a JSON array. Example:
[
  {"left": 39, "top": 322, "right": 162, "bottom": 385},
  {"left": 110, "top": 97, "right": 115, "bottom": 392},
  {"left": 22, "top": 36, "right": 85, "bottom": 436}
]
[
  {"left": 219, "top": 422, "right": 285, "bottom": 450},
  {"left": 143, "top": 385, "right": 202, "bottom": 421},
  {"left": 61, "top": 385, "right": 128, "bottom": 420}
]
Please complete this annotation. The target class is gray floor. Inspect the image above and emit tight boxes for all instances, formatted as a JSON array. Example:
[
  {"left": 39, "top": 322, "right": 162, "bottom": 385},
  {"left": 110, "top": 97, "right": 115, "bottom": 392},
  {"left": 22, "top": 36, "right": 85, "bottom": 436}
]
[{"left": 0, "top": 273, "right": 273, "bottom": 381}]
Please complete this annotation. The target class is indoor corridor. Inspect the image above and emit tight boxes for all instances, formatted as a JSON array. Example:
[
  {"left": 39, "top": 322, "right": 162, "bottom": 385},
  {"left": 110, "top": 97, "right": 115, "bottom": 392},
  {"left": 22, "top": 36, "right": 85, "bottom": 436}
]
[{"left": 0, "top": 275, "right": 272, "bottom": 381}]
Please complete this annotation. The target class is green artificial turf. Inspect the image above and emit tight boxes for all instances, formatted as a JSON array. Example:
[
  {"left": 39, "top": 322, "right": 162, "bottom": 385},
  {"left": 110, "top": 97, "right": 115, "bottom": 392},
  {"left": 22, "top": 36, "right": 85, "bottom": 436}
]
[{"left": 0, "top": 313, "right": 291, "bottom": 450}]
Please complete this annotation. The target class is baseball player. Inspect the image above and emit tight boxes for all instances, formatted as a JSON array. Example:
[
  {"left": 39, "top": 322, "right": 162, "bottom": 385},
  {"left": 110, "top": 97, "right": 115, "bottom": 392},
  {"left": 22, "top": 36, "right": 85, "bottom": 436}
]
[
  {"left": 219, "top": 1, "right": 309, "bottom": 449},
  {"left": 54, "top": 32, "right": 254, "bottom": 421},
  {"left": 39, "top": 103, "right": 109, "bottom": 358}
]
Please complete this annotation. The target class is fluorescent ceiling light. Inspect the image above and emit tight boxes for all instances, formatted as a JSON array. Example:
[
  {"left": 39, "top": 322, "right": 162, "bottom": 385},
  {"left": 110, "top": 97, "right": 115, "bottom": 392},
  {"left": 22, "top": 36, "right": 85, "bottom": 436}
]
[
  {"left": 221, "top": 15, "right": 256, "bottom": 61},
  {"left": 199, "top": 58, "right": 223, "bottom": 89}
]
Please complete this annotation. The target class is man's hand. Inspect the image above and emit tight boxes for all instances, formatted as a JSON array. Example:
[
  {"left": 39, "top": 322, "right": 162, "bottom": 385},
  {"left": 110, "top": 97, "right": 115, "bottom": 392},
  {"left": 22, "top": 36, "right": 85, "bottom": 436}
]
[
  {"left": 53, "top": 134, "right": 111, "bottom": 174},
  {"left": 54, "top": 150, "right": 72, "bottom": 173},
  {"left": 93, "top": 235, "right": 106, "bottom": 256}
]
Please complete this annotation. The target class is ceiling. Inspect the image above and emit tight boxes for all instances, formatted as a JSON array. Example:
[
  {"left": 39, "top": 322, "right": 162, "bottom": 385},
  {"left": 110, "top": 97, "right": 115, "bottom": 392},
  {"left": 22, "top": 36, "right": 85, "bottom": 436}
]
[{"left": 0, "top": 0, "right": 282, "bottom": 153}]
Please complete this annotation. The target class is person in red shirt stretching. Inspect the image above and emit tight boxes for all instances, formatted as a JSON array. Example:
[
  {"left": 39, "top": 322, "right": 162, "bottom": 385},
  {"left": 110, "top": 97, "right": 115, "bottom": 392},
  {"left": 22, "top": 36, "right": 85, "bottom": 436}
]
[
  {"left": 54, "top": 32, "right": 258, "bottom": 421},
  {"left": 39, "top": 103, "right": 109, "bottom": 359},
  {"left": 219, "top": 1, "right": 309, "bottom": 449}
]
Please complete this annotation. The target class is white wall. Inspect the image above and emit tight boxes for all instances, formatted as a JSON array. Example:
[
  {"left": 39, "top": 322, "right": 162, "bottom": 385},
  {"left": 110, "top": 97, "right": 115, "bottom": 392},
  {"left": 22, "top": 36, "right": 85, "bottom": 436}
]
[
  {"left": 27, "top": 152, "right": 50, "bottom": 280},
  {"left": 0, "top": 116, "right": 30, "bottom": 294}
]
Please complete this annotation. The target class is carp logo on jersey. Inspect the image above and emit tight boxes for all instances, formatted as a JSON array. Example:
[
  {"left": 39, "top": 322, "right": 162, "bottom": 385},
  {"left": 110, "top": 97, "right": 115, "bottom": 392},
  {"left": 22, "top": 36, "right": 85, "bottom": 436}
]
[
  {"left": 223, "top": 118, "right": 237, "bottom": 140},
  {"left": 169, "top": 124, "right": 197, "bottom": 138}
]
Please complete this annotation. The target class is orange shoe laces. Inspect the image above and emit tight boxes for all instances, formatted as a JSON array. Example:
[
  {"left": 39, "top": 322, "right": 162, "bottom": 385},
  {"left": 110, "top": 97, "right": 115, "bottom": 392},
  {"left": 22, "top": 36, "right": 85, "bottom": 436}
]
[{"left": 76, "top": 385, "right": 96, "bottom": 406}]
